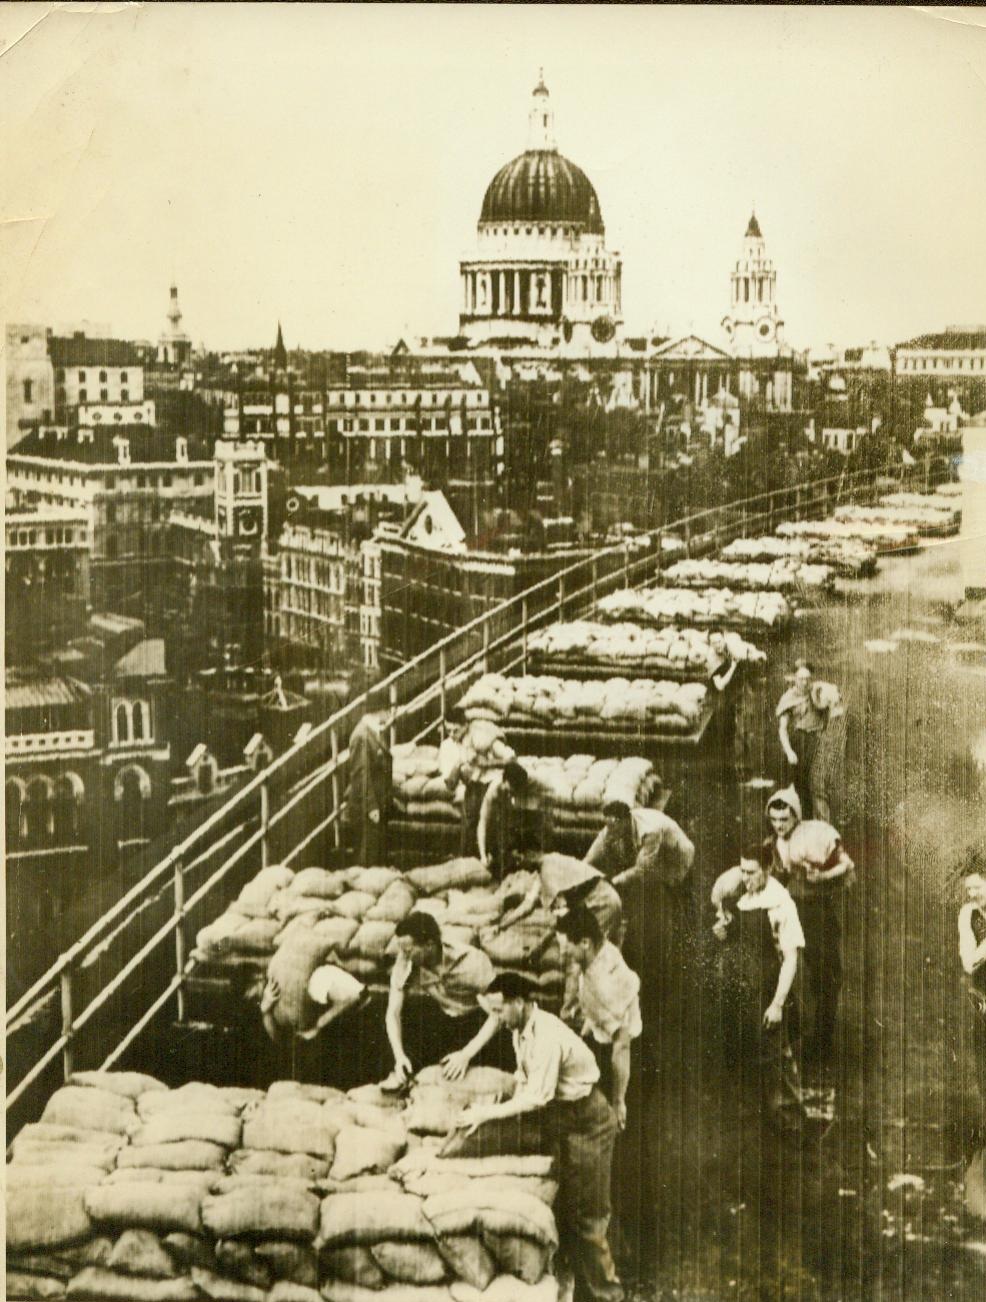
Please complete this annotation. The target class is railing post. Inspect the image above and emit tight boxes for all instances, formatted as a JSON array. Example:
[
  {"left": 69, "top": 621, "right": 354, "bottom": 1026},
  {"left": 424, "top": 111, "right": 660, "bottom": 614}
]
[
  {"left": 388, "top": 682, "right": 398, "bottom": 750},
  {"left": 557, "top": 574, "right": 566, "bottom": 621},
  {"left": 259, "top": 778, "right": 270, "bottom": 870},
  {"left": 521, "top": 597, "right": 529, "bottom": 673},
  {"left": 623, "top": 543, "right": 631, "bottom": 584},
  {"left": 439, "top": 647, "right": 448, "bottom": 728},
  {"left": 173, "top": 860, "right": 186, "bottom": 1025},
  {"left": 60, "top": 967, "right": 75, "bottom": 1081},
  {"left": 329, "top": 726, "right": 342, "bottom": 850},
  {"left": 481, "top": 619, "right": 491, "bottom": 673},
  {"left": 590, "top": 557, "right": 598, "bottom": 605}
]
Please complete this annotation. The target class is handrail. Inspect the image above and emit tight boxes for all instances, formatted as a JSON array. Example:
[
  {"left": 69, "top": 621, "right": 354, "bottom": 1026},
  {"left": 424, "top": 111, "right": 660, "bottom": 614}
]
[{"left": 5, "top": 458, "right": 940, "bottom": 1114}]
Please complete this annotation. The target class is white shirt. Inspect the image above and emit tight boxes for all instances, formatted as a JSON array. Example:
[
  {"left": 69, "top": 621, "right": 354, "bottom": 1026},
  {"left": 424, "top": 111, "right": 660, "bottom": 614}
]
[
  {"left": 512, "top": 1005, "right": 600, "bottom": 1108},
  {"left": 308, "top": 964, "right": 365, "bottom": 1008}
]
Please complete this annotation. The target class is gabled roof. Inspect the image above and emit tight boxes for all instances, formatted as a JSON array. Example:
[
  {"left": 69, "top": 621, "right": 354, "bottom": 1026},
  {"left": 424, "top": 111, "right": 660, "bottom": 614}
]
[
  {"left": 114, "top": 638, "right": 167, "bottom": 679},
  {"left": 649, "top": 334, "right": 732, "bottom": 362},
  {"left": 399, "top": 491, "right": 467, "bottom": 552},
  {"left": 6, "top": 675, "right": 92, "bottom": 711}
]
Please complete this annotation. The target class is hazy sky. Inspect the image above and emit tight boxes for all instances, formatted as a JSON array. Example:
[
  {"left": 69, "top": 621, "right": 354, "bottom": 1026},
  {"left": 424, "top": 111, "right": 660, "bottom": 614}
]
[{"left": 2, "top": 4, "right": 985, "bottom": 353}]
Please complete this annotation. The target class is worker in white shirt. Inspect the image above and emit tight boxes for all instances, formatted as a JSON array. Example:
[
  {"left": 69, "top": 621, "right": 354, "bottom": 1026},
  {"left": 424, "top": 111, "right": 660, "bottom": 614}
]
[
  {"left": 711, "top": 847, "right": 807, "bottom": 1131},
  {"left": 556, "top": 907, "right": 641, "bottom": 1130},
  {"left": 457, "top": 971, "right": 624, "bottom": 1302},
  {"left": 958, "top": 871, "right": 986, "bottom": 1107},
  {"left": 260, "top": 962, "right": 367, "bottom": 1044}
]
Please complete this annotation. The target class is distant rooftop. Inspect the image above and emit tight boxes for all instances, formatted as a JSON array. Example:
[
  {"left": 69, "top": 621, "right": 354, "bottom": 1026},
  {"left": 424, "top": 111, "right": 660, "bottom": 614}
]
[
  {"left": 898, "top": 329, "right": 986, "bottom": 351},
  {"left": 49, "top": 334, "right": 142, "bottom": 369},
  {"left": 6, "top": 675, "right": 92, "bottom": 711},
  {"left": 11, "top": 426, "right": 214, "bottom": 466}
]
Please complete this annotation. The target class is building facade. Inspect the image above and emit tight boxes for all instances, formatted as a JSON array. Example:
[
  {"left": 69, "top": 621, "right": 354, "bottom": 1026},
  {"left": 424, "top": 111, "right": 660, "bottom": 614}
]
[{"left": 5, "top": 505, "right": 92, "bottom": 664}]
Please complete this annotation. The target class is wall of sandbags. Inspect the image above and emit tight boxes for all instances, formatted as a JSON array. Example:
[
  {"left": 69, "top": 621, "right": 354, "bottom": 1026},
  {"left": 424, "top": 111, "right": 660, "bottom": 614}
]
[
  {"left": 595, "top": 586, "right": 792, "bottom": 633},
  {"left": 6, "top": 1069, "right": 562, "bottom": 1302},
  {"left": 527, "top": 621, "right": 766, "bottom": 680},
  {"left": 459, "top": 672, "right": 709, "bottom": 734}
]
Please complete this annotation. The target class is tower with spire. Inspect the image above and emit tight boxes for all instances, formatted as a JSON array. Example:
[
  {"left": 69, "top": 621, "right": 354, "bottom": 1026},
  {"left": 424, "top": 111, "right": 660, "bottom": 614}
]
[
  {"left": 157, "top": 284, "right": 191, "bottom": 367},
  {"left": 721, "top": 212, "right": 785, "bottom": 358},
  {"left": 273, "top": 322, "right": 288, "bottom": 371}
]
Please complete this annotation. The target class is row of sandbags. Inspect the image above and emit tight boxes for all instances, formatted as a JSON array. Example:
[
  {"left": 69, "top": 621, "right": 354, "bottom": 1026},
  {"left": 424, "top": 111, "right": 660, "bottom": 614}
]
[
  {"left": 596, "top": 586, "right": 792, "bottom": 631},
  {"left": 776, "top": 517, "right": 920, "bottom": 550},
  {"left": 192, "top": 860, "right": 567, "bottom": 1013},
  {"left": 7, "top": 1071, "right": 561, "bottom": 1302},
  {"left": 660, "top": 557, "right": 834, "bottom": 594},
  {"left": 880, "top": 490, "right": 962, "bottom": 523},
  {"left": 834, "top": 502, "right": 958, "bottom": 536},
  {"left": 721, "top": 535, "right": 878, "bottom": 578},
  {"left": 392, "top": 745, "right": 661, "bottom": 832},
  {"left": 460, "top": 673, "right": 708, "bottom": 733},
  {"left": 528, "top": 621, "right": 766, "bottom": 677}
]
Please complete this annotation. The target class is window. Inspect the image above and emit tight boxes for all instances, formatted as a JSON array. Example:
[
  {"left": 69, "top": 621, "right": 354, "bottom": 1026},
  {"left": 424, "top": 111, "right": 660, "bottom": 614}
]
[
  {"left": 162, "top": 473, "right": 171, "bottom": 487},
  {"left": 78, "top": 370, "right": 86, "bottom": 382},
  {"left": 106, "top": 503, "right": 116, "bottom": 524},
  {"left": 6, "top": 780, "right": 25, "bottom": 849},
  {"left": 121, "top": 371, "right": 128, "bottom": 382},
  {"left": 79, "top": 389, "right": 87, "bottom": 402},
  {"left": 121, "top": 389, "right": 129, "bottom": 402},
  {"left": 23, "top": 379, "right": 33, "bottom": 403},
  {"left": 25, "top": 778, "right": 53, "bottom": 846},
  {"left": 99, "top": 370, "right": 107, "bottom": 382},
  {"left": 100, "top": 389, "right": 108, "bottom": 401}
]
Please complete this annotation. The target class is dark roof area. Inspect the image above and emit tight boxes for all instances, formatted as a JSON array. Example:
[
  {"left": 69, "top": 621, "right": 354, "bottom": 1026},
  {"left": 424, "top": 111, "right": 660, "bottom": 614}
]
[
  {"left": 12, "top": 426, "right": 213, "bottom": 465},
  {"left": 481, "top": 150, "right": 604, "bottom": 234},
  {"left": 746, "top": 213, "right": 763, "bottom": 239},
  {"left": 898, "top": 330, "right": 986, "bottom": 351},
  {"left": 49, "top": 335, "right": 142, "bottom": 368}
]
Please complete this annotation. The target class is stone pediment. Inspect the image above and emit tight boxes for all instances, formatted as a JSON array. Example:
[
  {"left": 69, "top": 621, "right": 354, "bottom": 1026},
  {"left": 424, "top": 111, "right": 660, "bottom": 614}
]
[{"left": 650, "top": 335, "right": 732, "bottom": 362}]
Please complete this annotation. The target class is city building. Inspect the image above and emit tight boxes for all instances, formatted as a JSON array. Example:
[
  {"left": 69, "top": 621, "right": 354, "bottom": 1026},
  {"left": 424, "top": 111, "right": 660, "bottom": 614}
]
[
  {"left": 895, "top": 327, "right": 986, "bottom": 378},
  {"left": 49, "top": 332, "right": 145, "bottom": 414},
  {"left": 5, "top": 503, "right": 92, "bottom": 664},
  {"left": 7, "top": 428, "right": 214, "bottom": 624},
  {"left": 157, "top": 284, "right": 192, "bottom": 368},
  {"left": 5, "top": 324, "right": 55, "bottom": 449},
  {"left": 720, "top": 214, "right": 796, "bottom": 411},
  {"left": 459, "top": 74, "right": 623, "bottom": 350}
]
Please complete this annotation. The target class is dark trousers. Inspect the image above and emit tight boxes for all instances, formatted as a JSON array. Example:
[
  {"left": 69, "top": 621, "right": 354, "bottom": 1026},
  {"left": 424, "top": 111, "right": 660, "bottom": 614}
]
[
  {"left": 460, "top": 780, "right": 486, "bottom": 857},
  {"left": 798, "top": 895, "right": 843, "bottom": 1065},
  {"left": 354, "top": 813, "right": 386, "bottom": 867},
  {"left": 550, "top": 1088, "right": 623, "bottom": 1302}
]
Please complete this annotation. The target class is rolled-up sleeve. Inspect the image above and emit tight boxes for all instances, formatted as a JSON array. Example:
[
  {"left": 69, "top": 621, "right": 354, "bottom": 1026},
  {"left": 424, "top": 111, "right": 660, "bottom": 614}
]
[{"left": 773, "top": 898, "right": 805, "bottom": 954}]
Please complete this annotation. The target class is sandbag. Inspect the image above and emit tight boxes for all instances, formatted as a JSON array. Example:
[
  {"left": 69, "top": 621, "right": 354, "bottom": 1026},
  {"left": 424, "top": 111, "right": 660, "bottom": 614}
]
[
  {"left": 267, "top": 932, "right": 339, "bottom": 1031},
  {"left": 482, "top": 1231, "right": 550, "bottom": 1284},
  {"left": 118, "top": 1140, "right": 227, "bottom": 1171},
  {"left": 346, "top": 1083, "right": 404, "bottom": 1109},
  {"left": 320, "top": 1244, "right": 387, "bottom": 1289},
  {"left": 345, "top": 867, "right": 401, "bottom": 896},
  {"left": 366, "top": 879, "right": 417, "bottom": 924},
  {"left": 317, "top": 1192, "right": 433, "bottom": 1245},
  {"left": 229, "top": 1148, "right": 331, "bottom": 1181},
  {"left": 133, "top": 1111, "right": 241, "bottom": 1149},
  {"left": 414, "top": 1066, "right": 516, "bottom": 1101},
  {"left": 320, "top": 1286, "right": 454, "bottom": 1302},
  {"left": 10, "top": 1140, "right": 122, "bottom": 1172},
  {"left": 255, "top": 1240, "right": 318, "bottom": 1286},
  {"left": 189, "top": 1268, "right": 266, "bottom": 1302},
  {"left": 403, "top": 1093, "right": 464, "bottom": 1137},
  {"left": 269, "top": 1285, "right": 323, "bottom": 1302},
  {"left": 214, "top": 1240, "right": 274, "bottom": 1289},
  {"left": 201, "top": 1182, "right": 320, "bottom": 1241},
  {"left": 103, "top": 1171, "right": 217, "bottom": 1193},
  {"left": 69, "top": 1071, "right": 167, "bottom": 1100},
  {"left": 66, "top": 1270, "right": 199, "bottom": 1302},
  {"left": 11, "top": 1122, "right": 127, "bottom": 1151},
  {"left": 286, "top": 868, "right": 346, "bottom": 901},
  {"left": 8, "top": 1163, "right": 109, "bottom": 1188},
  {"left": 107, "top": 1229, "right": 178, "bottom": 1279},
  {"left": 238, "top": 865, "right": 296, "bottom": 916},
  {"left": 211, "top": 1174, "right": 318, "bottom": 1198},
  {"left": 6, "top": 1272, "right": 68, "bottom": 1299},
  {"left": 161, "top": 1233, "right": 216, "bottom": 1271},
  {"left": 438, "top": 1111, "right": 549, "bottom": 1161},
  {"left": 401, "top": 1172, "right": 557, "bottom": 1206},
  {"left": 336, "top": 956, "right": 382, "bottom": 981},
  {"left": 479, "top": 918, "right": 554, "bottom": 968},
  {"left": 268, "top": 1081, "right": 349, "bottom": 1105},
  {"left": 84, "top": 1181, "right": 204, "bottom": 1234},
  {"left": 371, "top": 1240, "right": 447, "bottom": 1285},
  {"left": 7, "top": 1257, "right": 75, "bottom": 1283},
  {"left": 433, "top": 1233, "right": 496, "bottom": 1291},
  {"left": 7, "top": 1187, "right": 93, "bottom": 1251},
  {"left": 312, "top": 917, "right": 360, "bottom": 952},
  {"left": 342, "top": 1102, "right": 407, "bottom": 1136},
  {"left": 423, "top": 1188, "right": 558, "bottom": 1246},
  {"left": 318, "top": 1175, "right": 396, "bottom": 1196},
  {"left": 407, "top": 859, "right": 492, "bottom": 895},
  {"left": 449, "top": 1277, "right": 558, "bottom": 1302},
  {"left": 242, "top": 1101, "right": 337, "bottom": 1159},
  {"left": 329, "top": 1125, "right": 406, "bottom": 1180},
  {"left": 41, "top": 1086, "right": 137, "bottom": 1137},
  {"left": 392, "top": 1153, "right": 554, "bottom": 1180},
  {"left": 349, "top": 919, "right": 398, "bottom": 960},
  {"left": 138, "top": 1084, "right": 240, "bottom": 1120},
  {"left": 227, "top": 917, "right": 283, "bottom": 953}
]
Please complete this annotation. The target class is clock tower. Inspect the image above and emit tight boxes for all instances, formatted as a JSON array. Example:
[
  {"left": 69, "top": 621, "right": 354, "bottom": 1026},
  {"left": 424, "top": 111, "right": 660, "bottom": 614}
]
[
  {"left": 214, "top": 440, "right": 268, "bottom": 542},
  {"left": 721, "top": 213, "right": 785, "bottom": 358}
]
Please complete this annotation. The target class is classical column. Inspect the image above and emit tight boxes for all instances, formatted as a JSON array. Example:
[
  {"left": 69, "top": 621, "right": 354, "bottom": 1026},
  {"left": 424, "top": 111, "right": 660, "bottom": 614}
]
[{"left": 514, "top": 270, "right": 521, "bottom": 316}]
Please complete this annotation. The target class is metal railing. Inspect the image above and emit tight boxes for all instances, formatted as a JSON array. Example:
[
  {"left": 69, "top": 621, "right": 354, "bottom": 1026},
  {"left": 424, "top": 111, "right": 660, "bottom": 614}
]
[{"left": 5, "top": 459, "right": 941, "bottom": 1126}]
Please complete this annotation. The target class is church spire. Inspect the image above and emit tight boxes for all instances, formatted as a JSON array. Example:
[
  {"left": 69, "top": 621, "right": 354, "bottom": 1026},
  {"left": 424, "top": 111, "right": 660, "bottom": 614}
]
[
  {"left": 745, "top": 211, "right": 763, "bottom": 240},
  {"left": 273, "top": 321, "right": 288, "bottom": 370},
  {"left": 528, "top": 70, "right": 556, "bottom": 151}
]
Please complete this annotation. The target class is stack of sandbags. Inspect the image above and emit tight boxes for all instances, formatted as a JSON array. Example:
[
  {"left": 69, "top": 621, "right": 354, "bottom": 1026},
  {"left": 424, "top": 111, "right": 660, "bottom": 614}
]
[
  {"left": 836, "top": 501, "right": 958, "bottom": 536},
  {"left": 393, "top": 743, "right": 460, "bottom": 824},
  {"left": 661, "top": 557, "right": 834, "bottom": 593},
  {"left": 777, "top": 517, "right": 919, "bottom": 550},
  {"left": 8, "top": 1073, "right": 562, "bottom": 1302},
  {"left": 881, "top": 489, "right": 961, "bottom": 522},
  {"left": 527, "top": 620, "right": 766, "bottom": 679},
  {"left": 521, "top": 754, "right": 661, "bottom": 833},
  {"left": 460, "top": 673, "right": 708, "bottom": 735},
  {"left": 722, "top": 534, "right": 878, "bottom": 578},
  {"left": 193, "top": 864, "right": 294, "bottom": 963},
  {"left": 596, "top": 586, "right": 791, "bottom": 631}
]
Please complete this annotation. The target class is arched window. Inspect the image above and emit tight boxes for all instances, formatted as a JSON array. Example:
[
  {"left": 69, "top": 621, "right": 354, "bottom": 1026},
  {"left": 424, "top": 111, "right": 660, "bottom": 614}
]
[
  {"left": 114, "top": 765, "right": 151, "bottom": 843},
  {"left": 115, "top": 702, "right": 130, "bottom": 743},
  {"left": 132, "top": 702, "right": 145, "bottom": 740},
  {"left": 53, "top": 772, "right": 84, "bottom": 843},
  {"left": 6, "top": 779, "right": 25, "bottom": 849},
  {"left": 24, "top": 777, "right": 53, "bottom": 846}
]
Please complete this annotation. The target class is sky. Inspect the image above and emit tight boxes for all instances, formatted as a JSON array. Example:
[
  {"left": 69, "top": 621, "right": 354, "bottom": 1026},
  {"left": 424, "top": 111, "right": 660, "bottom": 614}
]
[{"left": 2, "top": 4, "right": 985, "bottom": 354}]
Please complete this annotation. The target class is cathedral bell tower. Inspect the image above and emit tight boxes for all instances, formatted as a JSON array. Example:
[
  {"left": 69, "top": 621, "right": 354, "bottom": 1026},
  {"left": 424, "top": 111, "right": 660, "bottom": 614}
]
[{"left": 721, "top": 213, "right": 785, "bottom": 357}]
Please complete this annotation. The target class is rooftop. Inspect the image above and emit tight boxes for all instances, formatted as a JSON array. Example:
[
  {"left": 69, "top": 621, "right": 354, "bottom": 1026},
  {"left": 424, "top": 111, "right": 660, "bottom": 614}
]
[
  {"left": 49, "top": 334, "right": 142, "bottom": 369},
  {"left": 897, "top": 329, "right": 986, "bottom": 351},
  {"left": 6, "top": 675, "right": 92, "bottom": 711},
  {"left": 114, "top": 638, "right": 167, "bottom": 679},
  {"left": 11, "top": 427, "right": 214, "bottom": 466}
]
